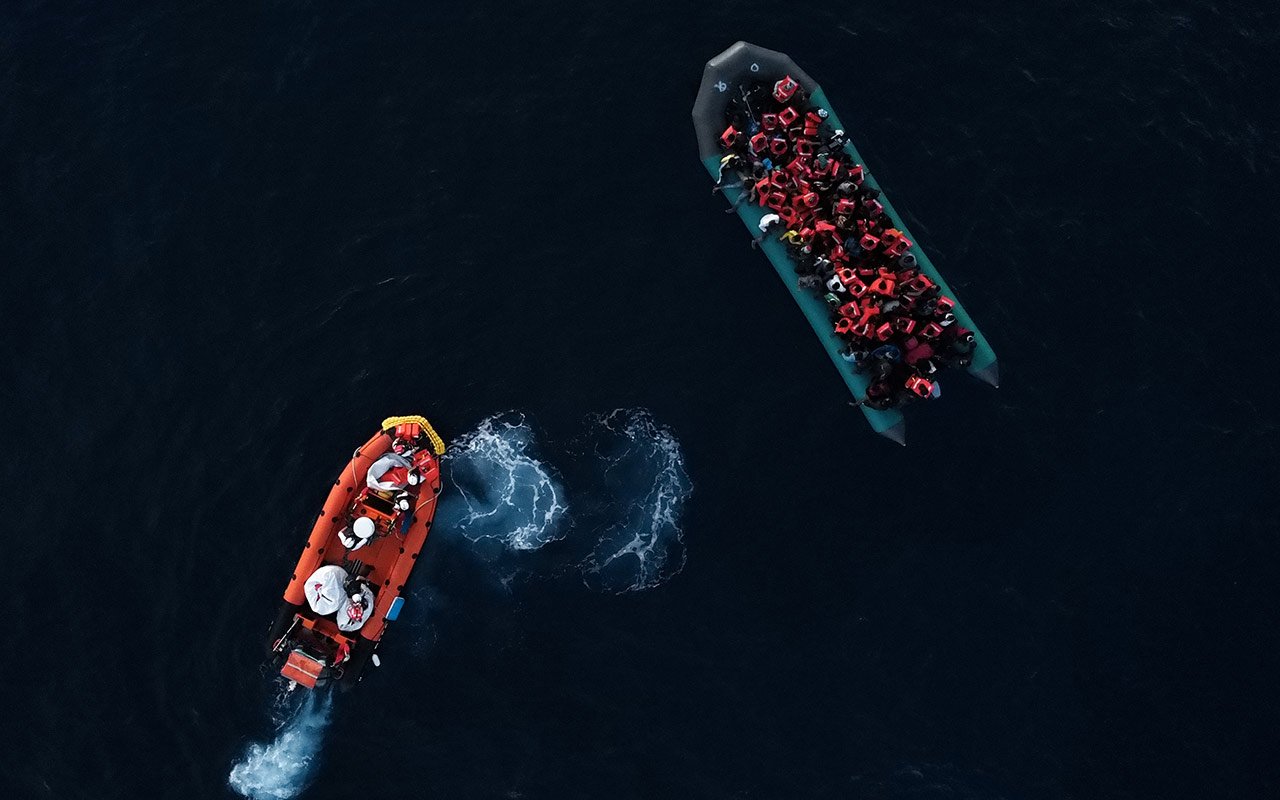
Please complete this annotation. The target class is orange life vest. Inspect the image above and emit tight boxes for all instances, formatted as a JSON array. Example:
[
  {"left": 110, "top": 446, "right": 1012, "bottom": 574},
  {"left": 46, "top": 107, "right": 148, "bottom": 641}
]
[{"left": 394, "top": 422, "right": 422, "bottom": 441}]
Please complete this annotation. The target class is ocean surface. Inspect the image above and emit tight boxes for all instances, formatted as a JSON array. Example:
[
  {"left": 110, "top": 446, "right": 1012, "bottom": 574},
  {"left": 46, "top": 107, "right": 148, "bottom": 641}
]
[{"left": 2, "top": 1, "right": 1278, "bottom": 798}]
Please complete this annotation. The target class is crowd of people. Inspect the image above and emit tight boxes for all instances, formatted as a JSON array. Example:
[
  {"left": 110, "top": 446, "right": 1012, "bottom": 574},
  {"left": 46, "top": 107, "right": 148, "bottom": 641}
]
[{"left": 715, "top": 76, "right": 978, "bottom": 410}]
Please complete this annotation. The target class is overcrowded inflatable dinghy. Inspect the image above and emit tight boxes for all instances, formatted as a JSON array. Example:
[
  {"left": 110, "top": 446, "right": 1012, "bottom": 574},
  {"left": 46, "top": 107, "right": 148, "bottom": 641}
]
[
  {"left": 693, "top": 41, "right": 998, "bottom": 445},
  {"left": 266, "top": 415, "right": 445, "bottom": 690}
]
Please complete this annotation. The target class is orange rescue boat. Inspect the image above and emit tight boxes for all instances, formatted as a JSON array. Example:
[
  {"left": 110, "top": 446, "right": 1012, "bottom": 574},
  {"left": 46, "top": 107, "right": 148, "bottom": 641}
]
[{"left": 266, "top": 415, "right": 446, "bottom": 690}]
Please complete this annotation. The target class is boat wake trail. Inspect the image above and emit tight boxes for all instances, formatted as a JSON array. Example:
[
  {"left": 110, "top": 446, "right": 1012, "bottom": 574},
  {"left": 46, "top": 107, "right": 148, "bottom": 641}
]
[
  {"left": 228, "top": 688, "right": 333, "bottom": 800},
  {"left": 435, "top": 413, "right": 569, "bottom": 552},
  {"left": 435, "top": 409, "right": 691, "bottom": 592}
]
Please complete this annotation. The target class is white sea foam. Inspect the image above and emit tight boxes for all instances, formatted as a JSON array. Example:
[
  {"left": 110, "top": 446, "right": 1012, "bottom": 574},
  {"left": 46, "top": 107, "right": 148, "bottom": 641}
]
[
  {"left": 580, "top": 409, "right": 692, "bottom": 593},
  {"left": 438, "top": 413, "right": 568, "bottom": 551},
  {"left": 228, "top": 690, "right": 333, "bottom": 800},
  {"left": 433, "top": 409, "right": 689, "bottom": 593}
]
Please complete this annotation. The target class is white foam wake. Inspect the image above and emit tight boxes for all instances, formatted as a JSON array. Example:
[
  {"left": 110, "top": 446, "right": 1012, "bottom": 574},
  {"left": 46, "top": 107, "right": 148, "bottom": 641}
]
[
  {"left": 438, "top": 413, "right": 568, "bottom": 551},
  {"left": 228, "top": 690, "right": 333, "bottom": 800},
  {"left": 580, "top": 409, "right": 692, "bottom": 593}
]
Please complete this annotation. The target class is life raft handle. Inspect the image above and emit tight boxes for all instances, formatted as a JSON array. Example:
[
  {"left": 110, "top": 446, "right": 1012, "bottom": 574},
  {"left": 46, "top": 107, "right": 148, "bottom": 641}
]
[{"left": 381, "top": 414, "right": 446, "bottom": 456}]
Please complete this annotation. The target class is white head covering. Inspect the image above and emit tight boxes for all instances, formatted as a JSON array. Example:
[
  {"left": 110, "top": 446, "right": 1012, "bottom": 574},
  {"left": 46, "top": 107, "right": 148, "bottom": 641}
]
[{"left": 353, "top": 516, "right": 375, "bottom": 540}]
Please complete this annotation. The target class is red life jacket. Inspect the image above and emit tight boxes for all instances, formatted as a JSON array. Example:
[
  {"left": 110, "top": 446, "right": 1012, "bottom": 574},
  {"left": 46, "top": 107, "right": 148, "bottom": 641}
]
[
  {"left": 848, "top": 165, "right": 865, "bottom": 184},
  {"left": 803, "top": 111, "right": 823, "bottom": 137},
  {"left": 909, "top": 275, "right": 936, "bottom": 294},
  {"left": 773, "top": 75, "right": 799, "bottom": 102},
  {"left": 761, "top": 113, "right": 780, "bottom": 131},
  {"left": 875, "top": 322, "right": 894, "bottom": 341},
  {"left": 769, "top": 137, "right": 788, "bottom": 156},
  {"left": 869, "top": 276, "right": 896, "bottom": 297},
  {"left": 799, "top": 192, "right": 820, "bottom": 208},
  {"left": 857, "top": 298, "right": 881, "bottom": 326},
  {"left": 777, "top": 206, "right": 799, "bottom": 227},
  {"left": 860, "top": 233, "right": 880, "bottom": 251},
  {"left": 906, "top": 376, "right": 934, "bottom": 398},
  {"left": 895, "top": 317, "right": 917, "bottom": 335},
  {"left": 750, "top": 132, "right": 767, "bottom": 154},
  {"left": 921, "top": 322, "right": 944, "bottom": 339},
  {"left": 935, "top": 296, "right": 955, "bottom": 315},
  {"left": 720, "top": 126, "right": 739, "bottom": 148},
  {"left": 835, "top": 199, "right": 859, "bottom": 216},
  {"left": 794, "top": 139, "right": 814, "bottom": 157},
  {"left": 834, "top": 317, "right": 856, "bottom": 335},
  {"left": 778, "top": 106, "right": 799, "bottom": 127},
  {"left": 839, "top": 301, "right": 861, "bottom": 318}
]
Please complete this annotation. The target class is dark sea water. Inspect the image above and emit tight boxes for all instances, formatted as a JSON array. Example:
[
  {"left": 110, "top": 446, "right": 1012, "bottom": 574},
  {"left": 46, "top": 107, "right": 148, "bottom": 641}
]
[{"left": 3, "top": 1, "right": 1278, "bottom": 798}]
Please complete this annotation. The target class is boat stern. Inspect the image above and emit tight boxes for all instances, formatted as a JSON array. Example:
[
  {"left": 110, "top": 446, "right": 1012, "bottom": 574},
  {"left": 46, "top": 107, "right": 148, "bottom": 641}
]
[{"left": 280, "top": 649, "right": 326, "bottom": 689}]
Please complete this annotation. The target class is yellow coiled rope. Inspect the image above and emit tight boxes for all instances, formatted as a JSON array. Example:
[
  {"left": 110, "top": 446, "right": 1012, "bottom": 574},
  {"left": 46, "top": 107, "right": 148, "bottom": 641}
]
[{"left": 381, "top": 414, "right": 446, "bottom": 456}]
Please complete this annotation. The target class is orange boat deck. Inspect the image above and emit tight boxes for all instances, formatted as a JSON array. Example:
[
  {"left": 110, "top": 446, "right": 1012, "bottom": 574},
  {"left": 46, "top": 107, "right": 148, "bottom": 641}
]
[{"left": 283, "top": 425, "right": 441, "bottom": 645}]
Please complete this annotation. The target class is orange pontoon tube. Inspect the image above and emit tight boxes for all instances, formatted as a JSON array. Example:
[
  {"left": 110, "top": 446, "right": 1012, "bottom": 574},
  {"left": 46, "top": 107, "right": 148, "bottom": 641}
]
[{"left": 266, "top": 415, "right": 445, "bottom": 690}]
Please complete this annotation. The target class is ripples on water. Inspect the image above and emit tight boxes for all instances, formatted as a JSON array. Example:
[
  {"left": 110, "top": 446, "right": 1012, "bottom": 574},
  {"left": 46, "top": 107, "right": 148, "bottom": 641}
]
[{"left": 435, "top": 408, "right": 693, "bottom": 592}]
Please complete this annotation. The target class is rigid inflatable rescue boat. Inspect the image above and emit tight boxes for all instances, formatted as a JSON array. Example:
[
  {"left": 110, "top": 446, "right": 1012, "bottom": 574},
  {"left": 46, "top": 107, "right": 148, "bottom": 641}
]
[
  {"left": 693, "top": 42, "right": 998, "bottom": 445},
  {"left": 266, "top": 415, "right": 446, "bottom": 690}
]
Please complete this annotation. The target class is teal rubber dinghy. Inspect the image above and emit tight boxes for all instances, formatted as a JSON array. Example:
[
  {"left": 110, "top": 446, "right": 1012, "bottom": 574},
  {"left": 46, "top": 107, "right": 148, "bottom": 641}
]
[{"left": 693, "top": 41, "right": 998, "bottom": 445}]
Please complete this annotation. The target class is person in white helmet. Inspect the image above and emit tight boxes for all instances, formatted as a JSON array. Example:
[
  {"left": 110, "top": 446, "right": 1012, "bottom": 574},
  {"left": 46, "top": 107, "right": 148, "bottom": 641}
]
[{"left": 338, "top": 515, "right": 377, "bottom": 551}]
